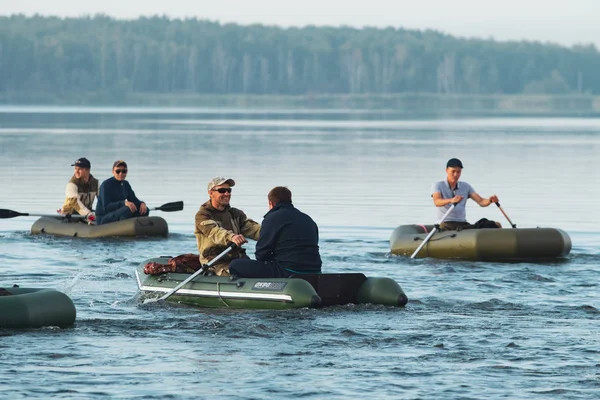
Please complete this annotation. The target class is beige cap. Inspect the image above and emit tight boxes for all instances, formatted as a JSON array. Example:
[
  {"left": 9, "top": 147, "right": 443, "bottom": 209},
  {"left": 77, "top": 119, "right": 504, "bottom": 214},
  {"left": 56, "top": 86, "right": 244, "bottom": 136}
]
[{"left": 207, "top": 176, "right": 236, "bottom": 191}]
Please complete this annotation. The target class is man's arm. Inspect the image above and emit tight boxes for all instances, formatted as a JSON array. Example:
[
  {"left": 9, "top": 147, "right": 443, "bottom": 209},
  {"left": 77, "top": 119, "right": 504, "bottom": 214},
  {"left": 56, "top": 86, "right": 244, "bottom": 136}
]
[
  {"left": 469, "top": 192, "right": 499, "bottom": 207},
  {"left": 125, "top": 182, "right": 142, "bottom": 207},
  {"left": 240, "top": 216, "right": 261, "bottom": 241},
  {"left": 62, "top": 182, "right": 78, "bottom": 213},
  {"left": 195, "top": 212, "right": 235, "bottom": 245},
  {"left": 124, "top": 182, "right": 148, "bottom": 215},
  {"left": 254, "top": 218, "right": 275, "bottom": 261},
  {"left": 99, "top": 182, "right": 126, "bottom": 213},
  {"left": 432, "top": 192, "right": 463, "bottom": 206},
  {"left": 65, "top": 182, "right": 93, "bottom": 216}
]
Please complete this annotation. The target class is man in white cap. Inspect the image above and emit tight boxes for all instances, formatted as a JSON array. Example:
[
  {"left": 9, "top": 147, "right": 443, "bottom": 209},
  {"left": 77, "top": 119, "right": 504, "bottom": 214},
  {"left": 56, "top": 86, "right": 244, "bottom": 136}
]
[
  {"left": 432, "top": 158, "right": 501, "bottom": 230},
  {"left": 60, "top": 157, "right": 98, "bottom": 223},
  {"left": 194, "top": 177, "right": 261, "bottom": 276}
]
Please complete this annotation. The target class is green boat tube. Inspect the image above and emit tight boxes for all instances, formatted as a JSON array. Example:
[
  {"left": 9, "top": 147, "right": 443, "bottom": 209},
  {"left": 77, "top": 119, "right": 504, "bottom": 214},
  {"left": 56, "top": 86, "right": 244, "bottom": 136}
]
[
  {"left": 0, "top": 287, "right": 76, "bottom": 329},
  {"left": 31, "top": 216, "right": 168, "bottom": 238},
  {"left": 390, "top": 224, "right": 572, "bottom": 261},
  {"left": 136, "top": 257, "right": 408, "bottom": 310}
]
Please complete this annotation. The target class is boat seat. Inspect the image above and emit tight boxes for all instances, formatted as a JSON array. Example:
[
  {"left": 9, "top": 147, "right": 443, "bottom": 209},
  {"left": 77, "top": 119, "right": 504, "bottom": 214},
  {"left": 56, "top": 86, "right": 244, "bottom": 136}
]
[{"left": 291, "top": 273, "right": 367, "bottom": 307}]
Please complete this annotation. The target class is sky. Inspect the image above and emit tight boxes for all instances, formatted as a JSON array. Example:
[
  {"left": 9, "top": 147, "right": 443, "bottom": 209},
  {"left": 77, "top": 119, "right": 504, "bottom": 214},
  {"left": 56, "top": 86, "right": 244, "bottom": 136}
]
[{"left": 3, "top": 0, "right": 599, "bottom": 48}]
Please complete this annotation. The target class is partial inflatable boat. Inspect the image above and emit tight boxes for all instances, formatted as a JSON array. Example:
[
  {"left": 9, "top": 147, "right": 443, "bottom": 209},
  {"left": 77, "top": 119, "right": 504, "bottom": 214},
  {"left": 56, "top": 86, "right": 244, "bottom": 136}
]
[
  {"left": 136, "top": 257, "right": 408, "bottom": 309},
  {"left": 390, "top": 224, "right": 571, "bottom": 261},
  {"left": 0, "top": 286, "right": 76, "bottom": 329},
  {"left": 31, "top": 216, "right": 168, "bottom": 238}
]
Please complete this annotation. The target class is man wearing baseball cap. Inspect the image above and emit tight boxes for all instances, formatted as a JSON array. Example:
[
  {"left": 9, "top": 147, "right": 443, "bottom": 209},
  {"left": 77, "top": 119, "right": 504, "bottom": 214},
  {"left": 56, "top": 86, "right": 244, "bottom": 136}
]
[
  {"left": 194, "top": 176, "right": 261, "bottom": 276},
  {"left": 60, "top": 157, "right": 98, "bottom": 223},
  {"left": 431, "top": 158, "right": 501, "bottom": 230}
]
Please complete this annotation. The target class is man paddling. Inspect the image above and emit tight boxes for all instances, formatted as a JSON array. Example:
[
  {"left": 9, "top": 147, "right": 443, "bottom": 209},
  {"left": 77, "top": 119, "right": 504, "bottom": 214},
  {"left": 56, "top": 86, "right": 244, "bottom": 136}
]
[
  {"left": 229, "top": 186, "right": 322, "bottom": 278},
  {"left": 95, "top": 160, "right": 149, "bottom": 225},
  {"left": 194, "top": 177, "right": 261, "bottom": 276},
  {"left": 432, "top": 158, "right": 501, "bottom": 231},
  {"left": 60, "top": 157, "right": 98, "bottom": 223}
]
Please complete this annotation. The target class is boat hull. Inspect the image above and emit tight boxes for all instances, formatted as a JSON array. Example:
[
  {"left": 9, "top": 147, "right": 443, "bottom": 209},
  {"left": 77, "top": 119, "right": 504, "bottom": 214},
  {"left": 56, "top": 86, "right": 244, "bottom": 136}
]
[
  {"left": 31, "top": 216, "right": 168, "bottom": 238},
  {"left": 136, "top": 258, "right": 408, "bottom": 309},
  {"left": 390, "top": 224, "right": 571, "bottom": 261},
  {"left": 0, "top": 287, "right": 76, "bottom": 329}
]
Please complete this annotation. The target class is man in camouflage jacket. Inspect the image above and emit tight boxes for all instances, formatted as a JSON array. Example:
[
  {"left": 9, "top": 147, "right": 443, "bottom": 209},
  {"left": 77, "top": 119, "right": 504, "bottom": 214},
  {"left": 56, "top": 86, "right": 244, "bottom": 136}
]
[{"left": 194, "top": 177, "right": 261, "bottom": 276}]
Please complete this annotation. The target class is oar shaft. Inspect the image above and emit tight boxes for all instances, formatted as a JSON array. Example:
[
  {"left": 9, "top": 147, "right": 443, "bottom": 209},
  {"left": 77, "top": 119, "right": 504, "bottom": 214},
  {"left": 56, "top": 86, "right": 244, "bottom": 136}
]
[
  {"left": 0, "top": 209, "right": 85, "bottom": 220},
  {"left": 495, "top": 202, "right": 516, "bottom": 228},
  {"left": 410, "top": 227, "right": 439, "bottom": 259},
  {"left": 410, "top": 203, "right": 456, "bottom": 259},
  {"left": 157, "top": 243, "right": 236, "bottom": 302}
]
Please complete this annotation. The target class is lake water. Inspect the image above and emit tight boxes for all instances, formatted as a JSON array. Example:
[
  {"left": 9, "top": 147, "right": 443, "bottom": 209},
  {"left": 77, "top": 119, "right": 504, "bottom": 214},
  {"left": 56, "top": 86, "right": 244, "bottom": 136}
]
[{"left": 1, "top": 106, "right": 599, "bottom": 399}]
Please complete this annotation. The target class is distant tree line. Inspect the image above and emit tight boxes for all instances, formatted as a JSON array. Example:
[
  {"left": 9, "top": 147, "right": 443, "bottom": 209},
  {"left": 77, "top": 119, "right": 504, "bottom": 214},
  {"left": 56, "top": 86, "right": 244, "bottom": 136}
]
[{"left": 1, "top": 15, "right": 599, "bottom": 98}]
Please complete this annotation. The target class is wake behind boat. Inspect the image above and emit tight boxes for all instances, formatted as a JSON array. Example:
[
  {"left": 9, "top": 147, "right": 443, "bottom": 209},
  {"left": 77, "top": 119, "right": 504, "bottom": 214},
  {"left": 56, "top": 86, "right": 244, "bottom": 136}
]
[
  {"left": 390, "top": 224, "right": 571, "bottom": 261},
  {"left": 136, "top": 257, "right": 408, "bottom": 309}
]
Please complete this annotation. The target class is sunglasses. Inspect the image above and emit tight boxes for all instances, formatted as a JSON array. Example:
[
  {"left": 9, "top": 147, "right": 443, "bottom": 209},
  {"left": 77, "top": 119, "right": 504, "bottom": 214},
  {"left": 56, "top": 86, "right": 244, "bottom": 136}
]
[
  {"left": 115, "top": 169, "right": 128, "bottom": 174},
  {"left": 212, "top": 188, "right": 232, "bottom": 194}
]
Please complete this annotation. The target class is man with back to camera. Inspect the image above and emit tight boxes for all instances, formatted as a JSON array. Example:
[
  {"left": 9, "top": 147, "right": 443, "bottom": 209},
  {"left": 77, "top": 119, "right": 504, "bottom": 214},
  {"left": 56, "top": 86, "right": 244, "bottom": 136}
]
[
  {"left": 229, "top": 186, "right": 322, "bottom": 278},
  {"left": 60, "top": 157, "right": 98, "bottom": 224},
  {"left": 95, "top": 160, "right": 148, "bottom": 225},
  {"left": 194, "top": 177, "right": 261, "bottom": 276},
  {"left": 432, "top": 158, "right": 501, "bottom": 231}
]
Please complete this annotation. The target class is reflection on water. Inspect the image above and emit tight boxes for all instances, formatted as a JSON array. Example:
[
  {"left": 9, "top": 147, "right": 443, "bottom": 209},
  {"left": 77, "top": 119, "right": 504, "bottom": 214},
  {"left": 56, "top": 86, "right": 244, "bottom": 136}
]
[{"left": 0, "top": 107, "right": 599, "bottom": 399}]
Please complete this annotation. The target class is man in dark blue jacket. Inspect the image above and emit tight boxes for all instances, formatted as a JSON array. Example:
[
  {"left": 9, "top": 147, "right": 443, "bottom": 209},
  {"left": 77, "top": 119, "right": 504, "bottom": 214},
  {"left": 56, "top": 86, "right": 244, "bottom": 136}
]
[
  {"left": 95, "top": 160, "right": 149, "bottom": 225},
  {"left": 229, "top": 186, "right": 321, "bottom": 278}
]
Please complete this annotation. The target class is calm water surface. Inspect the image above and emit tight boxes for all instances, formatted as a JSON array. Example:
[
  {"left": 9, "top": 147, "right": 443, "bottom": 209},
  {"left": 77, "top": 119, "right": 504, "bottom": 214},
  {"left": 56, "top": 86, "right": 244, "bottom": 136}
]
[{"left": 1, "top": 107, "right": 599, "bottom": 399}]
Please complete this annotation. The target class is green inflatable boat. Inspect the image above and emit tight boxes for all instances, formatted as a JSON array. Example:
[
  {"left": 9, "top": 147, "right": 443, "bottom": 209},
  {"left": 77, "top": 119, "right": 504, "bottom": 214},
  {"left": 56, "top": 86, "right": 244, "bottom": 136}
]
[
  {"left": 136, "top": 257, "right": 408, "bottom": 310},
  {"left": 0, "top": 286, "right": 76, "bottom": 329},
  {"left": 390, "top": 224, "right": 572, "bottom": 261},
  {"left": 31, "top": 216, "right": 169, "bottom": 238}
]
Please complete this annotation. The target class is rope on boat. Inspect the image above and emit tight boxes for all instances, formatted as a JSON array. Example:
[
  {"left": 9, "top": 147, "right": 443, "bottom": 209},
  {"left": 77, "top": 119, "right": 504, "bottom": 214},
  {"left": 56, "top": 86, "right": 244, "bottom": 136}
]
[{"left": 216, "top": 281, "right": 230, "bottom": 308}]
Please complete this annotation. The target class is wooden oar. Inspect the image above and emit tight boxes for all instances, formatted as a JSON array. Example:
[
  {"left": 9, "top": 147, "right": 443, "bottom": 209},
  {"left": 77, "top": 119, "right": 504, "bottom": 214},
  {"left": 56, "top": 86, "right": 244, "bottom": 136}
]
[
  {"left": 151, "top": 243, "right": 237, "bottom": 303},
  {"left": 495, "top": 202, "right": 516, "bottom": 228},
  {"left": 0, "top": 201, "right": 183, "bottom": 220},
  {"left": 410, "top": 203, "right": 456, "bottom": 259}
]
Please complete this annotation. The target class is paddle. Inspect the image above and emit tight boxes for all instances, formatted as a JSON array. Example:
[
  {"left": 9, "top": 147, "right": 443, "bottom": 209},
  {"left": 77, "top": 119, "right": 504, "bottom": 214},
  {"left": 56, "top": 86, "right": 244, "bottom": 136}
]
[
  {"left": 0, "top": 209, "right": 85, "bottom": 220},
  {"left": 495, "top": 202, "right": 516, "bottom": 228},
  {"left": 151, "top": 243, "right": 237, "bottom": 303},
  {"left": 410, "top": 203, "right": 456, "bottom": 259},
  {"left": 0, "top": 201, "right": 184, "bottom": 220},
  {"left": 150, "top": 201, "right": 184, "bottom": 213}
]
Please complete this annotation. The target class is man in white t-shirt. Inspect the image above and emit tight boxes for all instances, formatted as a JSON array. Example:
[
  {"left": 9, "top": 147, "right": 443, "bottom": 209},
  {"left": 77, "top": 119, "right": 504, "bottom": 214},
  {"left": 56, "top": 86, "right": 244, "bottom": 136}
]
[{"left": 431, "top": 158, "right": 501, "bottom": 231}]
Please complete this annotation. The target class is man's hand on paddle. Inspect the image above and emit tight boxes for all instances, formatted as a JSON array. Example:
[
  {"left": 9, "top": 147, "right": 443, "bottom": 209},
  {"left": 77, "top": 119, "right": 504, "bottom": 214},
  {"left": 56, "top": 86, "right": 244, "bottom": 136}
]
[
  {"left": 450, "top": 195, "right": 464, "bottom": 204},
  {"left": 230, "top": 234, "right": 248, "bottom": 247}
]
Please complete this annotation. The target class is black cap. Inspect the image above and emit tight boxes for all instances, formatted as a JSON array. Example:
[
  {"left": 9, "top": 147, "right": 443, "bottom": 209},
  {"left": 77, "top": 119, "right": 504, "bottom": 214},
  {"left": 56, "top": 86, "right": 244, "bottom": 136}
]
[
  {"left": 446, "top": 158, "right": 463, "bottom": 168},
  {"left": 71, "top": 157, "right": 91, "bottom": 169}
]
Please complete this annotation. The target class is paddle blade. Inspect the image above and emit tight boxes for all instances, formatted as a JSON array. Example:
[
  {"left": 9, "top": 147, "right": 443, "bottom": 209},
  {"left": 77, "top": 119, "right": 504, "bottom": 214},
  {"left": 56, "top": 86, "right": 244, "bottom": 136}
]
[
  {"left": 0, "top": 209, "right": 28, "bottom": 219},
  {"left": 154, "top": 201, "right": 184, "bottom": 212}
]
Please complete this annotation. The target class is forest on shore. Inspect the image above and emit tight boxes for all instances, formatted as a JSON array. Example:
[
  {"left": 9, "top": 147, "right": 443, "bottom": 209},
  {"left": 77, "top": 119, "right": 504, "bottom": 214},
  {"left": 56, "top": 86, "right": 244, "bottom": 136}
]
[{"left": 1, "top": 15, "right": 599, "bottom": 114}]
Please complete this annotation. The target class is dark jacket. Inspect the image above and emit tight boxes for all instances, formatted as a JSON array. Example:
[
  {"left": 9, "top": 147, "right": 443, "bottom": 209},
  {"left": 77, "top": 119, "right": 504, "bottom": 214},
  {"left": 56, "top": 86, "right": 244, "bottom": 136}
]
[
  {"left": 96, "top": 177, "right": 143, "bottom": 217},
  {"left": 255, "top": 202, "right": 322, "bottom": 273}
]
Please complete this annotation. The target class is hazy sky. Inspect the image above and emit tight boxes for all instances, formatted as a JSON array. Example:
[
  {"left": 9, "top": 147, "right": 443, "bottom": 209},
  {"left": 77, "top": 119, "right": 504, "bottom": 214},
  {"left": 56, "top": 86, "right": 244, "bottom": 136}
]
[{"left": 4, "top": 0, "right": 599, "bottom": 48}]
